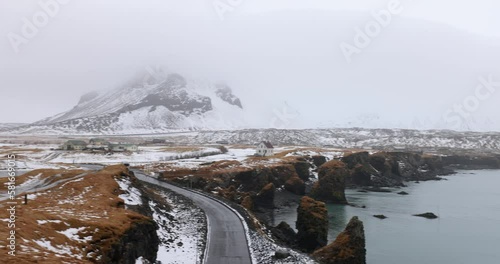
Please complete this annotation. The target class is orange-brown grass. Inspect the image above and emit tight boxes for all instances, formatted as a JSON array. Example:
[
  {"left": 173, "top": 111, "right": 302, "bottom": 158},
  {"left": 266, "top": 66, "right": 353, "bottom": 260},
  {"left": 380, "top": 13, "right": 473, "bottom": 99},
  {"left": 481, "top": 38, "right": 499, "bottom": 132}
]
[
  {"left": 0, "top": 169, "right": 85, "bottom": 187},
  {"left": 0, "top": 146, "right": 45, "bottom": 155},
  {"left": 0, "top": 165, "right": 149, "bottom": 263}
]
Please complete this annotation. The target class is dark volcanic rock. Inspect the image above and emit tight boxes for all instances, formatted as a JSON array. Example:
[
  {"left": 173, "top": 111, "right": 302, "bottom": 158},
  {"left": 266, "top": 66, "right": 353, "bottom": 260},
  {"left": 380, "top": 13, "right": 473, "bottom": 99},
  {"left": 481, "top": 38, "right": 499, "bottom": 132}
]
[
  {"left": 350, "top": 164, "right": 375, "bottom": 186},
  {"left": 284, "top": 176, "right": 306, "bottom": 195},
  {"left": 292, "top": 158, "right": 312, "bottom": 181},
  {"left": 310, "top": 161, "right": 349, "bottom": 204},
  {"left": 413, "top": 212, "right": 438, "bottom": 219},
  {"left": 363, "top": 187, "right": 392, "bottom": 193},
  {"left": 105, "top": 219, "right": 159, "bottom": 264},
  {"left": 342, "top": 152, "right": 377, "bottom": 186},
  {"left": 275, "top": 249, "right": 291, "bottom": 259},
  {"left": 342, "top": 152, "right": 370, "bottom": 169},
  {"left": 215, "top": 83, "right": 243, "bottom": 108},
  {"left": 312, "top": 155, "right": 328, "bottom": 167},
  {"left": 397, "top": 191, "right": 409, "bottom": 195},
  {"left": 442, "top": 155, "right": 500, "bottom": 169},
  {"left": 121, "top": 73, "right": 213, "bottom": 116},
  {"left": 373, "top": 214, "right": 387, "bottom": 219},
  {"left": 272, "top": 221, "right": 297, "bottom": 247},
  {"left": 253, "top": 183, "right": 275, "bottom": 208},
  {"left": 296, "top": 196, "right": 329, "bottom": 252},
  {"left": 313, "top": 216, "right": 366, "bottom": 264}
]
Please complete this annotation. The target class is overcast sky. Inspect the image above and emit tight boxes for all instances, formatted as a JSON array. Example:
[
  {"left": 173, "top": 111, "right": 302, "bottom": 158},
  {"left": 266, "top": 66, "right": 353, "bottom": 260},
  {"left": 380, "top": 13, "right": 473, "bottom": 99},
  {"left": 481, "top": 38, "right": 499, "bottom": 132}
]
[{"left": 0, "top": 0, "right": 499, "bottom": 129}]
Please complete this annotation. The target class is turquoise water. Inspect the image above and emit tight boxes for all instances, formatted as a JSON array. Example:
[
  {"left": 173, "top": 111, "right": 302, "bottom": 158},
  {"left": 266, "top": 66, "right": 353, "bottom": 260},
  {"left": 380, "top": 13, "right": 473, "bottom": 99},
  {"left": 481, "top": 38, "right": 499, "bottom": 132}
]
[{"left": 276, "top": 170, "right": 500, "bottom": 264}]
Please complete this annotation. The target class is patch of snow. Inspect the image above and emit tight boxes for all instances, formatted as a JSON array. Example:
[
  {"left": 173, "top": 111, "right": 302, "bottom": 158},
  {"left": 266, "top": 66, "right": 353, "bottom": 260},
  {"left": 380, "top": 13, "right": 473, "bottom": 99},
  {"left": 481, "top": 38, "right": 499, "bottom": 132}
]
[
  {"left": 116, "top": 177, "right": 142, "bottom": 206},
  {"left": 57, "top": 227, "right": 93, "bottom": 243},
  {"left": 37, "top": 220, "right": 62, "bottom": 225}
]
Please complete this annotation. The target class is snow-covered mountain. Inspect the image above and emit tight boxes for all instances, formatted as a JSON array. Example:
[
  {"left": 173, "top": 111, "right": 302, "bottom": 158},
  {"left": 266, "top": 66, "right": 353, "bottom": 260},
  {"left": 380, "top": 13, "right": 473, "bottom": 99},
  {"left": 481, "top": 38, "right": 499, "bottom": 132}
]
[{"left": 13, "top": 71, "right": 247, "bottom": 134}]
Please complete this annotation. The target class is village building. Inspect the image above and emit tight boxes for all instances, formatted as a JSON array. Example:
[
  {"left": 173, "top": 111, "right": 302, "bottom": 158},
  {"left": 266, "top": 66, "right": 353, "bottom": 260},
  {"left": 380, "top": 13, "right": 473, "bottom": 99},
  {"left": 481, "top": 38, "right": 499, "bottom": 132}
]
[
  {"left": 88, "top": 138, "right": 110, "bottom": 151},
  {"left": 61, "top": 140, "right": 87, "bottom": 151},
  {"left": 255, "top": 141, "right": 274, "bottom": 157},
  {"left": 108, "top": 143, "right": 138, "bottom": 152}
]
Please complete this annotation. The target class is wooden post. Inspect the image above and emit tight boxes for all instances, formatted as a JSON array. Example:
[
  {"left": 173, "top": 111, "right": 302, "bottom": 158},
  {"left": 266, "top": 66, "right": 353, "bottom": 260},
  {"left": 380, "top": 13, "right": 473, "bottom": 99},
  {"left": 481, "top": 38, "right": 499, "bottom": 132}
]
[{"left": 24, "top": 194, "right": 28, "bottom": 205}]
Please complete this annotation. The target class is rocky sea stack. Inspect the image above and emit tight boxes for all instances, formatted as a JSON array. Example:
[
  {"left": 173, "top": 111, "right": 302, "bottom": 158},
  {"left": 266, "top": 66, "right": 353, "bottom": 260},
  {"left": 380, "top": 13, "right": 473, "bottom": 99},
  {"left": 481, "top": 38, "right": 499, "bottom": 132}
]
[
  {"left": 296, "top": 196, "right": 329, "bottom": 252},
  {"left": 313, "top": 216, "right": 366, "bottom": 264},
  {"left": 310, "top": 161, "right": 349, "bottom": 204}
]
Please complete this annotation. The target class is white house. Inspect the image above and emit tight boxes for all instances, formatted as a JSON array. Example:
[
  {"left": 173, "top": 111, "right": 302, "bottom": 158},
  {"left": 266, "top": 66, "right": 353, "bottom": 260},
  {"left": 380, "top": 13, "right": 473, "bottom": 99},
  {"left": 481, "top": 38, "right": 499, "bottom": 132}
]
[{"left": 256, "top": 141, "right": 274, "bottom": 157}]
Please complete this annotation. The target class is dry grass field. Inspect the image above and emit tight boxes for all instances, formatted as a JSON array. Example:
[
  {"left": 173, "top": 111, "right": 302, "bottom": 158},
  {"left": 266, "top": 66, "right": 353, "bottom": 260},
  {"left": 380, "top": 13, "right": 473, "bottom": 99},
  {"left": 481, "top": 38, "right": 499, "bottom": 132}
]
[{"left": 0, "top": 165, "right": 150, "bottom": 263}]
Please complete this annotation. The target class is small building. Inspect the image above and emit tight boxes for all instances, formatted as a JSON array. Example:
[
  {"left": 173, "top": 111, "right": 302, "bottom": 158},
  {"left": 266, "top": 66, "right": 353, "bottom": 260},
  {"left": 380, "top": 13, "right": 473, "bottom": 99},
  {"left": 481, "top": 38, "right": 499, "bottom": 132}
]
[
  {"left": 62, "top": 140, "right": 87, "bottom": 151},
  {"left": 255, "top": 141, "right": 274, "bottom": 157},
  {"left": 109, "top": 143, "right": 138, "bottom": 152},
  {"left": 89, "top": 138, "right": 109, "bottom": 146},
  {"left": 88, "top": 138, "right": 110, "bottom": 151}
]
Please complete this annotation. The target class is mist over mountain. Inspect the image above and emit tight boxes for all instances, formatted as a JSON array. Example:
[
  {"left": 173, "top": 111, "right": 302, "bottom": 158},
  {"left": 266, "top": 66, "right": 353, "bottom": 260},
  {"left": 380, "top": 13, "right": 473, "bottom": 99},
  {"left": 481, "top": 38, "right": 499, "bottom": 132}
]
[{"left": 3, "top": 10, "right": 499, "bottom": 133}]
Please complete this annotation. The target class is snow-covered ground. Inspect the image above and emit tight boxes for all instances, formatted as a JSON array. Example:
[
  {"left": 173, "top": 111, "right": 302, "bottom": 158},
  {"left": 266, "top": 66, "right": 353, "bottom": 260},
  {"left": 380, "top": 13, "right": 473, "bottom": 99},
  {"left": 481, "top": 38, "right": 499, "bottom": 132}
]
[
  {"left": 145, "top": 187, "right": 206, "bottom": 264},
  {"left": 0, "top": 142, "right": 341, "bottom": 174},
  {"left": 116, "top": 177, "right": 143, "bottom": 206}
]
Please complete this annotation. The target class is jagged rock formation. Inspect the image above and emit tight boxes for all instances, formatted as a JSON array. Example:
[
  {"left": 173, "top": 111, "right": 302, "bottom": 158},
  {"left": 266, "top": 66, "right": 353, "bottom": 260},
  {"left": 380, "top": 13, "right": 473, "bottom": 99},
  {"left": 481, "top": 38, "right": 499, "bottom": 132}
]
[
  {"left": 342, "top": 152, "right": 377, "bottom": 186},
  {"left": 215, "top": 83, "right": 243, "bottom": 109},
  {"left": 310, "top": 161, "right": 349, "bottom": 204},
  {"left": 296, "top": 196, "right": 329, "bottom": 252},
  {"left": 312, "top": 216, "right": 366, "bottom": 264},
  {"left": 120, "top": 74, "right": 213, "bottom": 115}
]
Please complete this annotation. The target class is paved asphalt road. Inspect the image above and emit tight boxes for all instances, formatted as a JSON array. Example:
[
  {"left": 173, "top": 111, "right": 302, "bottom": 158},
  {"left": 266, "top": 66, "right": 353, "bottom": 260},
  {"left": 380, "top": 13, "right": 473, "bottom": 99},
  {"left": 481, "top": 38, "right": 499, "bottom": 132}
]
[{"left": 133, "top": 170, "right": 253, "bottom": 264}]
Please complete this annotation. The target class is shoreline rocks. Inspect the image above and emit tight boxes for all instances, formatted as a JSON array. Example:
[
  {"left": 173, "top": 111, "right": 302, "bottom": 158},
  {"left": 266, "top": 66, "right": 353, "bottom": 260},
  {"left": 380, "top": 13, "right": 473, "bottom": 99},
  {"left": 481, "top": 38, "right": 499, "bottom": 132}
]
[
  {"left": 313, "top": 216, "right": 366, "bottom": 264},
  {"left": 413, "top": 212, "right": 438, "bottom": 219},
  {"left": 373, "top": 215, "right": 387, "bottom": 219}
]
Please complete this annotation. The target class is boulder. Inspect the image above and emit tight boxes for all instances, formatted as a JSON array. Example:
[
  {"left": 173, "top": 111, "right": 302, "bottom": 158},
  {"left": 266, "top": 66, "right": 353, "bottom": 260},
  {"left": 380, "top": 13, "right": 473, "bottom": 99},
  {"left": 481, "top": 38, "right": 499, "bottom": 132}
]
[
  {"left": 272, "top": 221, "right": 297, "bottom": 247},
  {"left": 275, "top": 249, "right": 291, "bottom": 259},
  {"left": 313, "top": 216, "right": 366, "bottom": 264},
  {"left": 310, "top": 161, "right": 349, "bottom": 204},
  {"left": 413, "top": 212, "right": 438, "bottom": 219},
  {"left": 296, "top": 196, "right": 329, "bottom": 252}
]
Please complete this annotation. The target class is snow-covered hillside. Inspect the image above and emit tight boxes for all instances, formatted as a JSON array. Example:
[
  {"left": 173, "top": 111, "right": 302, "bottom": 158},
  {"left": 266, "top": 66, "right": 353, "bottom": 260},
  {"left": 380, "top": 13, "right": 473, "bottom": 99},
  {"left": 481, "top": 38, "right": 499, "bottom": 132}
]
[{"left": 161, "top": 128, "right": 500, "bottom": 152}]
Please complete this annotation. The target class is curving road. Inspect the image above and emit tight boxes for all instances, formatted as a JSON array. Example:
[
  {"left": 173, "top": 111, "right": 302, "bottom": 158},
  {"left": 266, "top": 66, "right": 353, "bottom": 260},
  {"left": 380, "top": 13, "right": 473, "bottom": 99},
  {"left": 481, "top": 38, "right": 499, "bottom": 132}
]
[{"left": 133, "top": 170, "right": 253, "bottom": 264}]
